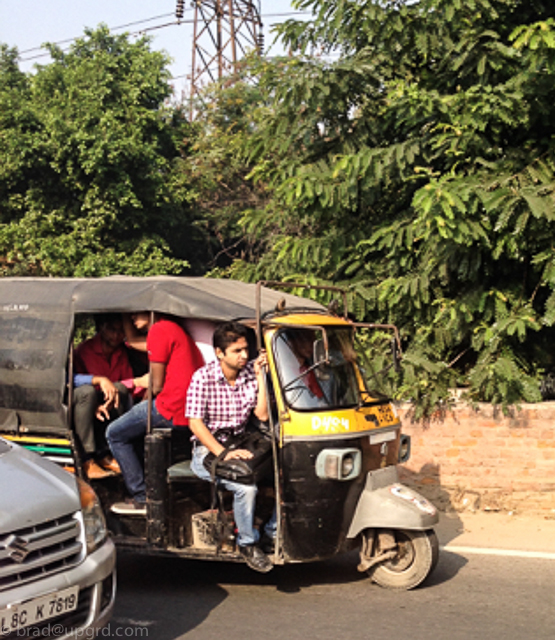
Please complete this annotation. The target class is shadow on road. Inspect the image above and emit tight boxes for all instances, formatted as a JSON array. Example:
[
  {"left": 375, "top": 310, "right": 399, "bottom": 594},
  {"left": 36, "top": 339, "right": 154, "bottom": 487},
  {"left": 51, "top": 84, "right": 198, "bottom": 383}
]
[
  {"left": 112, "top": 541, "right": 463, "bottom": 637},
  {"left": 111, "top": 549, "right": 373, "bottom": 637},
  {"left": 109, "top": 461, "right": 465, "bottom": 636},
  {"left": 110, "top": 552, "right": 363, "bottom": 638},
  {"left": 111, "top": 553, "right": 230, "bottom": 639},
  {"left": 424, "top": 549, "right": 468, "bottom": 588}
]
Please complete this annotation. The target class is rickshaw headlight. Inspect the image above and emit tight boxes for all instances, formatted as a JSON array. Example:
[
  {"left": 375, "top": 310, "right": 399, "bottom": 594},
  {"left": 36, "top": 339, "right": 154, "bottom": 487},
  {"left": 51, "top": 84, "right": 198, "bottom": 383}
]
[
  {"left": 398, "top": 434, "right": 411, "bottom": 463},
  {"left": 390, "top": 484, "right": 437, "bottom": 516},
  {"left": 316, "top": 448, "right": 361, "bottom": 481},
  {"left": 342, "top": 454, "right": 355, "bottom": 477}
]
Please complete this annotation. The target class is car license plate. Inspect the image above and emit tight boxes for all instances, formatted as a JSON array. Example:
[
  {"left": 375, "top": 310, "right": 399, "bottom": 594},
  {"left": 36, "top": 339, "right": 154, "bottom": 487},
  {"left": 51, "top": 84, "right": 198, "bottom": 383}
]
[{"left": 0, "top": 585, "right": 79, "bottom": 635}]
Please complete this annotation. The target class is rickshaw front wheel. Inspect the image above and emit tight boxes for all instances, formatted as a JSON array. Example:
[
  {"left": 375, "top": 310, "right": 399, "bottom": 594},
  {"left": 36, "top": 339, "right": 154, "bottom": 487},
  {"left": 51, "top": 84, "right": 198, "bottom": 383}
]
[{"left": 368, "top": 529, "right": 439, "bottom": 590}]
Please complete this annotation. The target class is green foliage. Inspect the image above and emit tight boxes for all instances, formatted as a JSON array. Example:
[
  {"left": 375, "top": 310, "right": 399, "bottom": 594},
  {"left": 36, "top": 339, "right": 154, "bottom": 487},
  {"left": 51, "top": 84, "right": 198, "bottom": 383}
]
[
  {"left": 0, "top": 28, "right": 203, "bottom": 276},
  {"left": 210, "top": 0, "right": 555, "bottom": 415},
  {"left": 181, "top": 64, "right": 271, "bottom": 269}
]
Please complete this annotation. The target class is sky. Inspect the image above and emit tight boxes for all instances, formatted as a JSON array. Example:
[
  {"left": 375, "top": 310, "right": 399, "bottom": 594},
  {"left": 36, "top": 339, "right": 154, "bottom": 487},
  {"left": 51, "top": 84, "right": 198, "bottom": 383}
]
[{"left": 0, "top": 0, "right": 310, "bottom": 98}]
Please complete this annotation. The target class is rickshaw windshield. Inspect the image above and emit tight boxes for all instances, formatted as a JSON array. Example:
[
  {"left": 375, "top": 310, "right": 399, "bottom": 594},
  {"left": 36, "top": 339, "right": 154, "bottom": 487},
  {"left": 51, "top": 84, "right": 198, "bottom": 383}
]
[
  {"left": 353, "top": 329, "right": 396, "bottom": 402},
  {"left": 273, "top": 327, "right": 359, "bottom": 411}
]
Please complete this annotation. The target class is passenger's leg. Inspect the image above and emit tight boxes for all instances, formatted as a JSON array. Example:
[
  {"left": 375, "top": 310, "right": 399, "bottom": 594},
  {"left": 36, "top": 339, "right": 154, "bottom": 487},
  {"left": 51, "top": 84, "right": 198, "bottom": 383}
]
[
  {"left": 264, "top": 510, "right": 277, "bottom": 539},
  {"left": 95, "top": 382, "right": 130, "bottom": 460},
  {"left": 73, "top": 385, "right": 101, "bottom": 456},
  {"left": 113, "top": 382, "right": 132, "bottom": 416},
  {"left": 221, "top": 480, "right": 258, "bottom": 546},
  {"left": 74, "top": 385, "right": 114, "bottom": 480},
  {"left": 106, "top": 399, "right": 172, "bottom": 503},
  {"left": 190, "top": 445, "right": 212, "bottom": 481},
  {"left": 106, "top": 400, "right": 150, "bottom": 502},
  {"left": 191, "top": 446, "right": 259, "bottom": 546},
  {"left": 191, "top": 446, "right": 272, "bottom": 571}
]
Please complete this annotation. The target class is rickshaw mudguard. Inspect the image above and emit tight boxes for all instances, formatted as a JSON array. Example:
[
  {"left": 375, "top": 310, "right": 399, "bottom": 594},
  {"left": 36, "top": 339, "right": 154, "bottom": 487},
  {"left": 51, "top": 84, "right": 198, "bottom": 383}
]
[{"left": 347, "top": 465, "right": 439, "bottom": 538}]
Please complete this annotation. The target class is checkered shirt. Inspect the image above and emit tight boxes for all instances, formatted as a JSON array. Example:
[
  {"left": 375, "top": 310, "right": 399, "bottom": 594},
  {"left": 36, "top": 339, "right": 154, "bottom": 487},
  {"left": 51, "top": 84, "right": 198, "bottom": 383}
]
[{"left": 185, "top": 360, "right": 259, "bottom": 437}]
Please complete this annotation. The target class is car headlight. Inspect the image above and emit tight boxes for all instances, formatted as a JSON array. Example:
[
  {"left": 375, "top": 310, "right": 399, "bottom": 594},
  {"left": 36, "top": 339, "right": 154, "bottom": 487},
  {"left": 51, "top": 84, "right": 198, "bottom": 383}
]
[
  {"left": 315, "top": 448, "right": 361, "bottom": 481},
  {"left": 77, "top": 477, "right": 108, "bottom": 554}
]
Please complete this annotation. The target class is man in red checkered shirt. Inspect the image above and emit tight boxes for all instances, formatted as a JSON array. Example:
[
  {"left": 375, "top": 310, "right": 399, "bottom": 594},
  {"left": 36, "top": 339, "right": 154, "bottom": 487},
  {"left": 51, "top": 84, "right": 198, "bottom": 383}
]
[{"left": 186, "top": 321, "right": 275, "bottom": 573}]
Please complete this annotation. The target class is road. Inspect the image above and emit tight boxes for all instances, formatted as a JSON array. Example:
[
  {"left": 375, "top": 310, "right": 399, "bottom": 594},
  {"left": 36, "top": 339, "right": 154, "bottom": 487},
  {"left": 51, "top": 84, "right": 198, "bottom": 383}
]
[{"left": 107, "top": 547, "right": 555, "bottom": 640}]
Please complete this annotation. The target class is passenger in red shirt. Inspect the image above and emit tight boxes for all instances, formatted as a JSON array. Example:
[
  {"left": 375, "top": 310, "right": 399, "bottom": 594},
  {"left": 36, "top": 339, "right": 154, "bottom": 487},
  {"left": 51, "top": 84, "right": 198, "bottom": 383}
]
[
  {"left": 73, "top": 314, "right": 148, "bottom": 480},
  {"left": 107, "top": 313, "right": 204, "bottom": 514}
]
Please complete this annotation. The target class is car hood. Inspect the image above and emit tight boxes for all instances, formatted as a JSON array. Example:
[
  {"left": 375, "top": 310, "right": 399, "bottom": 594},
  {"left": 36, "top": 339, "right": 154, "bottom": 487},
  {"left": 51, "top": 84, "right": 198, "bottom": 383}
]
[{"left": 0, "top": 439, "right": 80, "bottom": 533}]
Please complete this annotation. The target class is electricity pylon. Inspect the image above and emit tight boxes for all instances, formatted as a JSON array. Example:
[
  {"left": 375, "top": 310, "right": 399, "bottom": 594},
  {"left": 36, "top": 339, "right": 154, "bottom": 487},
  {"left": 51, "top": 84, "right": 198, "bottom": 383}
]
[{"left": 183, "top": 0, "right": 264, "bottom": 117}]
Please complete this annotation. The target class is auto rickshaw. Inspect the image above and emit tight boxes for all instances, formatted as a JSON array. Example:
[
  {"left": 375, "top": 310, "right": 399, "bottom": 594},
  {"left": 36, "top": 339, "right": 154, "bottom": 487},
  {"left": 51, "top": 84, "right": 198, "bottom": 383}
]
[{"left": 0, "top": 276, "right": 438, "bottom": 589}]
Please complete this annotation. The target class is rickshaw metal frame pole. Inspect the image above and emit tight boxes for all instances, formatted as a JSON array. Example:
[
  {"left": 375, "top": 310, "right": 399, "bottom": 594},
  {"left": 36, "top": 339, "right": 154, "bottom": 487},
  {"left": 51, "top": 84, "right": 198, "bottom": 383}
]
[
  {"left": 255, "top": 281, "right": 286, "bottom": 563},
  {"left": 146, "top": 310, "right": 155, "bottom": 435},
  {"left": 67, "top": 341, "right": 75, "bottom": 433},
  {"left": 255, "top": 281, "right": 264, "bottom": 351},
  {"left": 256, "top": 280, "right": 349, "bottom": 323},
  {"left": 352, "top": 322, "right": 403, "bottom": 355},
  {"left": 67, "top": 337, "right": 85, "bottom": 480},
  {"left": 261, "top": 370, "right": 283, "bottom": 564}
]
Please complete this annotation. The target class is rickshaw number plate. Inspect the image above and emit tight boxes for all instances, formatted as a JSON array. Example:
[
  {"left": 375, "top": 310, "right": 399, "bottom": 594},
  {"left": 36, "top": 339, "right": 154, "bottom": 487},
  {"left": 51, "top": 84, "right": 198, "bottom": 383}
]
[{"left": 369, "top": 430, "right": 396, "bottom": 445}]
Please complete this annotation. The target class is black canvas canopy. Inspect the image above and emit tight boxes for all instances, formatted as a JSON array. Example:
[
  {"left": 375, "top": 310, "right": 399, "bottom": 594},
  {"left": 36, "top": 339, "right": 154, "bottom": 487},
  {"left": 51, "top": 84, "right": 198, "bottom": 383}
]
[{"left": 0, "top": 277, "right": 323, "bottom": 433}]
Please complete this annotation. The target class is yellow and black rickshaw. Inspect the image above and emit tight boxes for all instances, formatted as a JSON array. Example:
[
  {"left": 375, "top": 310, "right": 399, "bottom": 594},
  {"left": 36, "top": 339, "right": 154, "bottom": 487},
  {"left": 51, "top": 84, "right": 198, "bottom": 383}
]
[{"left": 0, "top": 277, "right": 438, "bottom": 589}]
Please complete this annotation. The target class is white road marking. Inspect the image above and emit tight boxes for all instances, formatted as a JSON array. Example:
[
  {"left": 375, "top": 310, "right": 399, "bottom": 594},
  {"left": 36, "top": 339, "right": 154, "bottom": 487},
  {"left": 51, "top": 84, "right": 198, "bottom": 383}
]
[{"left": 441, "top": 545, "right": 555, "bottom": 560}]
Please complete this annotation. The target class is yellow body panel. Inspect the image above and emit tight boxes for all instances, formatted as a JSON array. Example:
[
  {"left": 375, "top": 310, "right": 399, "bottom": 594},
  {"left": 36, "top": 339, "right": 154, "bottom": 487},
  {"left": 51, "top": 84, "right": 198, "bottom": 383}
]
[
  {"left": 267, "top": 313, "right": 352, "bottom": 327},
  {"left": 2, "top": 434, "right": 71, "bottom": 446},
  {"left": 280, "top": 403, "right": 399, "bottom": 439}
]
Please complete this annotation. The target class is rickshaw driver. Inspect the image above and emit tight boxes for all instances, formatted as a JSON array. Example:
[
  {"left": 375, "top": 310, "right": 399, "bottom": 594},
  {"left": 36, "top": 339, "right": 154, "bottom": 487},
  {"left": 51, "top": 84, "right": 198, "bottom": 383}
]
[
  {"left": 281, "top": 328, "right": 329, "bottom": 408},
  {"left": 186, "top": 321, "right": 276, "bottom": 574}
]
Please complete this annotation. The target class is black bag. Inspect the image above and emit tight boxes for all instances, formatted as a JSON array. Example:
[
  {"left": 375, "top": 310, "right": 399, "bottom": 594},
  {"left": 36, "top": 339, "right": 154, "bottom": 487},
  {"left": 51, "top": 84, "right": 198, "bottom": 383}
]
[{"left": 203, "top": 429, "right": 273, "bottom": 485}]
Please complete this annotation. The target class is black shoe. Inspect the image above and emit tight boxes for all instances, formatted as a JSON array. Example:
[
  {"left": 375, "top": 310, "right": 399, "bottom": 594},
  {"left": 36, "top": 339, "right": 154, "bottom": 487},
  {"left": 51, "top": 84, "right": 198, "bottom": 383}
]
[{"left": 239, "top": 544, "right": 273, "bottom": 573}]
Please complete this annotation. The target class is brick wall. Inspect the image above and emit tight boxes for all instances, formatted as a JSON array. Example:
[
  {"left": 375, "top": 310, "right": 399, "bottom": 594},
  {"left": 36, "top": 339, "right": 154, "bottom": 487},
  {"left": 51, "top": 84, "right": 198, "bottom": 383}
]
[{"left": 397, "top": 401, "right": 555, "bottom": 515}]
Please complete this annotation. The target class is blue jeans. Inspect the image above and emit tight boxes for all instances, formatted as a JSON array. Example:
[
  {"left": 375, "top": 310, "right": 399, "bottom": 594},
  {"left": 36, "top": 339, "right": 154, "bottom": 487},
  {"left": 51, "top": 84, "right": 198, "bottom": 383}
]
[
  {"left": 191, "top": 445, "right": 276, "bottom": 547},
  {"left": 106, "top": 399, "right": 173, "bottom": 503}
]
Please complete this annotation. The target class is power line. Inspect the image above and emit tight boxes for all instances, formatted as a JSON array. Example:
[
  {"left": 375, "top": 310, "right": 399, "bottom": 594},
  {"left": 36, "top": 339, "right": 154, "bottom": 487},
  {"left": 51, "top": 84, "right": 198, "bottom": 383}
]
[
  {"left": 263, "top": 12, "right": 310, "bottom": 17},
  {"left": 18, "top": 11, "right": 185, "bottom": 55},
  {"left": 17, "top": 9, "right": 309, "bottom": 58},
  {"left": 19, "top": 18, "right": 194, "bottom": 62},
  {"left": 17, "top": 10, "right": 310, "bottom": 64}
]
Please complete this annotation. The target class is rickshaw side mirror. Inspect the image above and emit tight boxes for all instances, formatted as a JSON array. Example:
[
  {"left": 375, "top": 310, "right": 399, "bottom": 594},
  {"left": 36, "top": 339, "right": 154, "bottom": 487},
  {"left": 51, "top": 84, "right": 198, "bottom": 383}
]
[
  {"left": 313, "top": 338, "right": 332, "bottom": 381},
  {"left": 313, "top": 339, "right": 329, "bottom": 365}
]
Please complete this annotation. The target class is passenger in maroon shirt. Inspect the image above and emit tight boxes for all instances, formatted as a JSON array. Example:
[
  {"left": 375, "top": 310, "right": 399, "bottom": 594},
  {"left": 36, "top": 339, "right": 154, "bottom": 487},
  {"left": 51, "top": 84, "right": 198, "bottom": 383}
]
[{"left": 73, "top": 314, "right": 148, "bottom": 479}]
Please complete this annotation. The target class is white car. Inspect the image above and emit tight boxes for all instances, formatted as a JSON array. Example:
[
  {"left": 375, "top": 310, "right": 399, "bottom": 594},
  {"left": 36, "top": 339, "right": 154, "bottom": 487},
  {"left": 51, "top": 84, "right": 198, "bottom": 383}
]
[{"left": 0, "top": 437, "right": 116, "bottom": 639}]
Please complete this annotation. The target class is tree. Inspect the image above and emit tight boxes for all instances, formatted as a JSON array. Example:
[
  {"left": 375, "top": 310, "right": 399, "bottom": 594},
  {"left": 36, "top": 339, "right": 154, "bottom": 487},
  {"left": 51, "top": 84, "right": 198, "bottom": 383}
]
[
  {"left": 215, "top": 0, "right": 555, "bottom": 415},
  {"left": 183, "top": 65, "right": 271, "bottom": 271},
  {"left": 0, "top": 27, "right": 204, "bottom": 276}
]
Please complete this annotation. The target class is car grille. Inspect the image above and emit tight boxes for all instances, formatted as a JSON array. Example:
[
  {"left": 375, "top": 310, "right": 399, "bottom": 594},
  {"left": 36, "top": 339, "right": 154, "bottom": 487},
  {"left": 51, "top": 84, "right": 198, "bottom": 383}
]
[
  {"left": 0, "top": 514, "right": 83, "bottom": 591},
  {"left": 1, "top": 585, "right": 93, "bottom": 640}
]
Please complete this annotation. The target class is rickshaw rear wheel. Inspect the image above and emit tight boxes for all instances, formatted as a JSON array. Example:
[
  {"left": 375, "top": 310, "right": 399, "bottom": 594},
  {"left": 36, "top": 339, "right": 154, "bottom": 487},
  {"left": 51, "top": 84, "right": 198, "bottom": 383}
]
[{"left": 368, "top": 529, "right": 439, "bottom": 590}]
